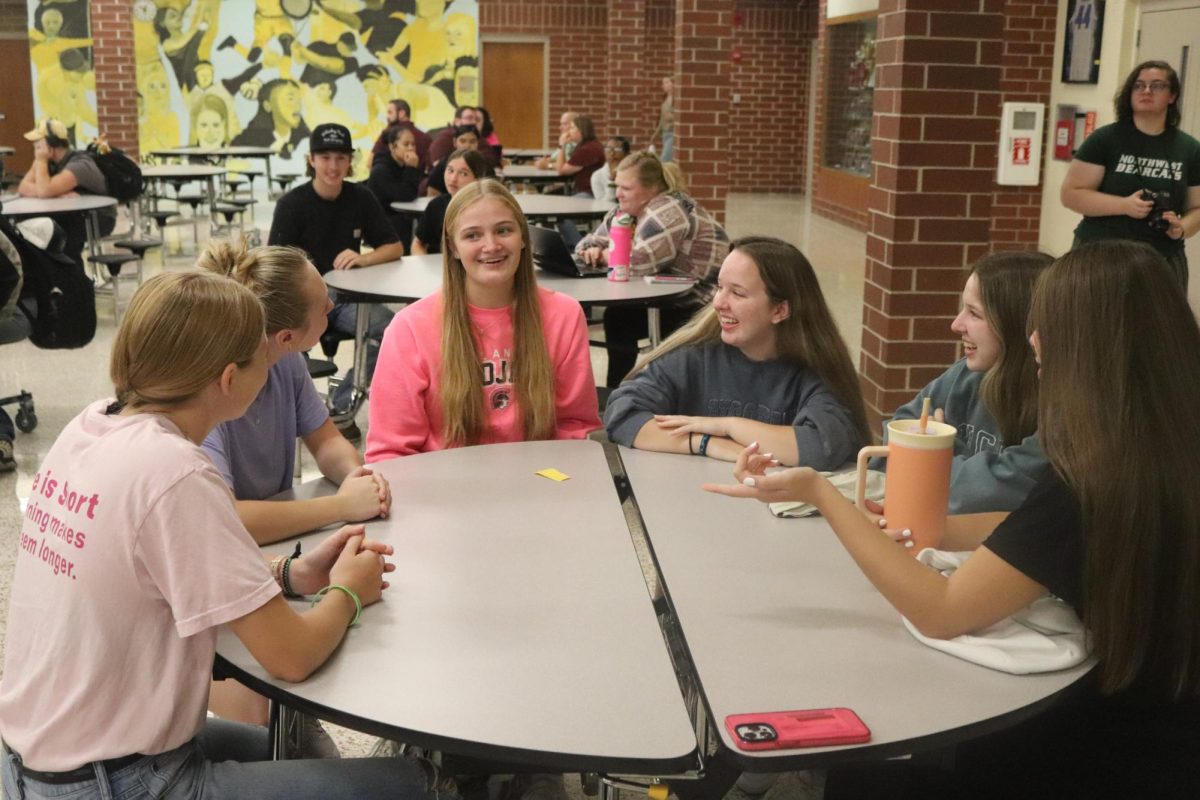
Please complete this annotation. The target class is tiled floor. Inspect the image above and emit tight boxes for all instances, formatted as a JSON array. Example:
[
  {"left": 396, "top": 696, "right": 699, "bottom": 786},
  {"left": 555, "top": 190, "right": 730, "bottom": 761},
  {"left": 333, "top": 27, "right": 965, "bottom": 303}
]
[{"left": 0, "top": 190, "right": 862, "bottom": 788}]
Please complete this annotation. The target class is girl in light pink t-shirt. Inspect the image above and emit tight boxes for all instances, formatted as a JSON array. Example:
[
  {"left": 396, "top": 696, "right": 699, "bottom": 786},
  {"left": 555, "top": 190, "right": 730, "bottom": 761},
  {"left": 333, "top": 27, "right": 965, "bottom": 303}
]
[
  {"left": 0, "top": 272, "right": 441, "bottom": 800},
  {"left": 367, "top": 179, "right": 601, "bottom": 461}
]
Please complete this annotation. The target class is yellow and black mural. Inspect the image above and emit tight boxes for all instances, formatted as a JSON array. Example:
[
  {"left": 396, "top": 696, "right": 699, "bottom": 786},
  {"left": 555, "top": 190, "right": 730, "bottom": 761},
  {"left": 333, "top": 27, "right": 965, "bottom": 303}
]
[{"left": 28, "top": 1, "right": 479, "bottom": 172}]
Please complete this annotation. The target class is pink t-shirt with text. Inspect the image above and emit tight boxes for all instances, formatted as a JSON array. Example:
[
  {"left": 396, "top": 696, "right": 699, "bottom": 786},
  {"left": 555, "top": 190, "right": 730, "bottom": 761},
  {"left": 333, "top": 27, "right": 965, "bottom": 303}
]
[
  {"left": 366, "top": 287, "right": 601, "bottom": 461},
  {"left": 0, "top": 401, "right": 278, "bottom": 771}
]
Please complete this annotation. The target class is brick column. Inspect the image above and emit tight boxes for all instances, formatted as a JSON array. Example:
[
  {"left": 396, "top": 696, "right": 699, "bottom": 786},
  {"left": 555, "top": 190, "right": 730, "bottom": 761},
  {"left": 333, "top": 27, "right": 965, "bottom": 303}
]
[
  {"left": 90, "top": 1, "right": 138, "bottom": 156},
  {"left": 607, "top": 0, "right": 646, "bottom": 138},
  {"left": 673, "top": 0, "right": 733, "bottom": 222},
  {"left": 861, "top": 0, "right": 1004, "bottom": 430},
  {"left": 990, "top": 0, "right": 1057, "bottom": 249}
]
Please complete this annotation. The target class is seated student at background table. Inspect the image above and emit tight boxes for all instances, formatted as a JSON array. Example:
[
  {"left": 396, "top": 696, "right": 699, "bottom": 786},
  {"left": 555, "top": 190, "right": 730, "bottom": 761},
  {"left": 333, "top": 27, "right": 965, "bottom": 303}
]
[
  {"left": 368, "top": 125, "right": 423, "bottom": 249},
  {"left": 269, "top": 123, "right": 404, "bottom": 420},
  {"left": 411, "top": 149, "right": 492, "bottom": 256},
  {"left": 369, "top": 98, "right": 432, "bottom": 171},
  {"left": 0, "top": 271, "right": 447, "bottom": 800},
  {"left": 553, "top": 114, "right": 605, "bottom": 196},
  {"left": 367, "top": 179, "right": 600, "bottom": 461},
  {"left": 577, "top": 151, "right": 730, "bottom": 387},
  {"left": 605, "top": 237, "right": 868, "bottom": 469},
  {"left": 875, "top": 251, "right": 1052, "bottom": 515},
  {"left": 425, "top": 124, "right": 480, "bottom": 196},
  {"left": 17, "top": 118, "right": 117, "bottom": 268},
  {"left": 709, "top": 240, "right": 1200, "bottom": 798},
  {"left": 535, "top": 111, "right": 579, "bottom": 170},
  {"left": 475, "top": 106, "right": 503, "bottom": 170},
  {"left": 591, "top": 135, "right": 630, "bottom": 204},
  {"left": 428, "top": 105, "right": 479, "bottom": 165}
]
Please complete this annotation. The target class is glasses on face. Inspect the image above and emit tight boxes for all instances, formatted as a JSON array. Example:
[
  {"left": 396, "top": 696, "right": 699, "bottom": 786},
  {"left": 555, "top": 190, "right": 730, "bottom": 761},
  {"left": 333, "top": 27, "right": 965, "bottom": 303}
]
[
  {"left": 603, "top": 146, "right": 623, "bottom": 153},
  {"left": 1133, "top": 81, "right": 1170, "bottom": 94}
]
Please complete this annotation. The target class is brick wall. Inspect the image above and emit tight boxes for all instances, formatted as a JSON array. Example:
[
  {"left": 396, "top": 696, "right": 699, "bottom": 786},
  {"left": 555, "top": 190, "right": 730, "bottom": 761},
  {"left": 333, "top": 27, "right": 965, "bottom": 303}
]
[
  {"left": 90, "top": 1, "right": 138, "bottom": 156},
  {"left": 0, "top": 0, "right": 25, "bottom": 34},
  {"left": 990, "top": 0, "right": 1057, "bottom": 249},
  {"left": 607, "top": 0, "right": 647, "bottom": 142},
  {"left": 480, "top": 0, "right": 610, "bottom": 146},
  {"left": 674, "top": 0, "right": 734, "bottom": 220},
  {"left": 859, "top": 0, "right": 1006, "bottom": 429},
  {"left": 640, "top": 0, "right": 675, "bottom": 146},
  {"left": 729, "top": 1, "right": 817, "bottom": 193}
]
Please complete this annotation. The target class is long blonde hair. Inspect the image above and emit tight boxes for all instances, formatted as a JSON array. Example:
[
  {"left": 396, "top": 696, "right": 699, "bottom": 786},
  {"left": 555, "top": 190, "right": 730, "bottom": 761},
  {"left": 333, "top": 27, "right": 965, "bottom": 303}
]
[
  {"left": 1030, "top": 240, "right": 1200, "bottom": 698},
  {"left": 196, "top": 238, "right": 313, "bottom": 334},
  {"left": 630, "top": 236, "right": 870, "bottom": 445},
  {"left": 972, "top": 250, "right": 1053, "bottom": 446},
  {"left": 438, "top": 179, "right": 555, "bottom": 446},
  {"left": 111, "top": 272, "right": 264, "bottom": 409}
]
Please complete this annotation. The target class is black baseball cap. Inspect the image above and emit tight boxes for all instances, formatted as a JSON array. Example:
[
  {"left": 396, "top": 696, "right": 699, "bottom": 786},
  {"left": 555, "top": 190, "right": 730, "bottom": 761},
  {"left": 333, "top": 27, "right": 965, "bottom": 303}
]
[{"left": 310, "top": 123, "right": 353, "bottom": 154}]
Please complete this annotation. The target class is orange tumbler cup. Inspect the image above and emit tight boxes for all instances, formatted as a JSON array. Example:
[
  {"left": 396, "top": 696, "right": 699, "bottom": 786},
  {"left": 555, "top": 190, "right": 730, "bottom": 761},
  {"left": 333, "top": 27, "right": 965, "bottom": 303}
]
[{"left": 855, "top": 420, "right": 956, "bottom": 555}]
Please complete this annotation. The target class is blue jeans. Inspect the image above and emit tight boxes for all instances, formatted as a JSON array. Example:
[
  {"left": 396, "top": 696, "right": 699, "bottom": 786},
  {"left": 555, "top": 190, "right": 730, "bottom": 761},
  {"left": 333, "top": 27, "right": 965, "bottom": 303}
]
[
  {"left": 3, "top": 719, "right": 437, "bottom": 800},
  {"left": 326, "top": 297, "right": 394, "bottom": 412},
  {"left": 660, "top": 129, "right": 674, "bottom": 163}
]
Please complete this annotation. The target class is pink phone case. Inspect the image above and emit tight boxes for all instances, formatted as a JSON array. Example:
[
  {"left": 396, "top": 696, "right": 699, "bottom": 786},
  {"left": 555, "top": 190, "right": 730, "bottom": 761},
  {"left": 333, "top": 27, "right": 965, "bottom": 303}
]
[{"left": 725, "top": 708, "right": 871, "bottom": 751}]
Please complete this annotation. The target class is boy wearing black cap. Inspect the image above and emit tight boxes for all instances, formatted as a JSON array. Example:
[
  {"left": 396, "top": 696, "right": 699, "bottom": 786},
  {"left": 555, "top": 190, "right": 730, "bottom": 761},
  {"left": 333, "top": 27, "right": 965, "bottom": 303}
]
[{"left": 269, "top": 123, "right": 404, "bottom": 426}]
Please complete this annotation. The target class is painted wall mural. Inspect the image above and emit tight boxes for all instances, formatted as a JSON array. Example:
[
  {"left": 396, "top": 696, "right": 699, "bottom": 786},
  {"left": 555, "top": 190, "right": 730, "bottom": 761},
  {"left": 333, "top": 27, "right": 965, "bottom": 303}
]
[
  {"left": 27, "top": 0, "right": 479, "bottom": 174},
  {"left": 27, "top": 1, "right": 97, "bottom": 147}
]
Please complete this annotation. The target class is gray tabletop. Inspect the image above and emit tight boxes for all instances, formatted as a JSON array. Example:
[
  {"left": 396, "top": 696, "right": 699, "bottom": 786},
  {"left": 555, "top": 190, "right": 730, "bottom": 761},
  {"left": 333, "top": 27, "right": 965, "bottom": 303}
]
[
  {"left": 500, "top": 165, "right": 565, "bottom": 182},
  {"left": 151, "top": 146, "right": 276, "bottom": 158},
  {"left": 216, "top": 440, "right": 698, "bottom": 772},
  {"left": 323, "top": 253, "right": 693, "bottom": 307},
  {"left": 392, "top": 194, "right": 613, "bottom": 220},
  {"left": 1, "top": 194, "right": 117, "bottom": 216},
  {"left": 617, "top": 447, "right": 1094, "bottom": 769},
  {"left": 0, "top": 146, "right": 14, "bottom": 156},
  {"left": 140, "top": 164, "right": 227, "bottom": 179},
  {"left": 506, "top": 148, "right": 553, "bottom": 160}
]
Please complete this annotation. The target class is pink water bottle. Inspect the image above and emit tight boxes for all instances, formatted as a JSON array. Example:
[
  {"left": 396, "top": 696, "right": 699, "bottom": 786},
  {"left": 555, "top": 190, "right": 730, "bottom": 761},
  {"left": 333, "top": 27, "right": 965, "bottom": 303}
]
[{"left": 608, "top": 213, "right": 634, "bottom": 282}]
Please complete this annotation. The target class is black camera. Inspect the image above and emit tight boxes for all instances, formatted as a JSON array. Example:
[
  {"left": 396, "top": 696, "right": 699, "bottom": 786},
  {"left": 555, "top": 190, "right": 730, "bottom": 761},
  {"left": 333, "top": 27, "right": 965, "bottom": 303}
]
[{"left": 1140, "top": 189, "right": 1172, "bottom": 233}]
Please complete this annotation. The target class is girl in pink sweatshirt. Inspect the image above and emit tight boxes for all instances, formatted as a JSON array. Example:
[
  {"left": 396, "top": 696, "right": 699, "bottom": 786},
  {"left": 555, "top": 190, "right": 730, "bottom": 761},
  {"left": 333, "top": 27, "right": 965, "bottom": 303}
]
[{"left": 366, "top": 179, "right": 601, "bottom": 460}]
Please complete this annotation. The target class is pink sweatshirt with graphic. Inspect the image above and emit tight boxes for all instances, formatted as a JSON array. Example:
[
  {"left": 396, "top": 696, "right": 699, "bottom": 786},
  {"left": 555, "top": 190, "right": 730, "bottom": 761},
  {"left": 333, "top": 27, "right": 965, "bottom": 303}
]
[{"left": 366, "top": 287, "right": 602, "bottom": 461}]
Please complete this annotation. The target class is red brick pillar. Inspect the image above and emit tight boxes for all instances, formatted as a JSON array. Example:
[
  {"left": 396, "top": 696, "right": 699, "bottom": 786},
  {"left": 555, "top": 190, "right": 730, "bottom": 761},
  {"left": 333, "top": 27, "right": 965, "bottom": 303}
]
[
  {"left": 861, "top": 0, "right": 1004, "bottom": 430},
  {"left": 673, "top": 0, "right": 733, "bottom": 221},
  {"left": 990, "top": 0, "right": 1057, "bottom": 249},
  {"left": 607, "top": 0, "right": 647, "bottom": 139},
  {"left": 90, "top": 1, "right": 138, "bottom": 157}
]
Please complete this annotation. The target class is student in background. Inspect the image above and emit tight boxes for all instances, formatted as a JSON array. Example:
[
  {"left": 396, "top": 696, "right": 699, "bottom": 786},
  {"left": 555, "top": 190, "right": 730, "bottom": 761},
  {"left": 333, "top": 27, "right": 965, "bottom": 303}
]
[
  {"left": 605, "top": 236, "right": 867, "bottom": 469},
  {"left": 553, "top": 114, "right": 604, "bottom": 196},
  {"left": 577, "top": 151, "right": 729, "bottom": 387},
  {"left": 425, "top": 124, "right": 480, "bottom": 196},
  {"left": 369, "top": 125, "right": 424, "bottom": 249},
  {"left": 0, "top": 271, "right": 445, "bottom": 800},
  {"left": 710, "top": 240, "right": 1200, "bottom": 798},
  {"left": 1060, "top": 60, "right": 1200, "bottom": 288},
  {"left": 411, "top": 148, "right": 491, "bottom": 256},
  {"left": 269, "top": 123, "right": 405, "bottom": 430},
  {"left": 367, "top": 179, "right": 600, "bottom": 460},
  {"left": 875, "top": 251, "right": 1052, "bottom": 515},
  {"left": 591, "top": 135, "right": 630, "bottom": 204}
]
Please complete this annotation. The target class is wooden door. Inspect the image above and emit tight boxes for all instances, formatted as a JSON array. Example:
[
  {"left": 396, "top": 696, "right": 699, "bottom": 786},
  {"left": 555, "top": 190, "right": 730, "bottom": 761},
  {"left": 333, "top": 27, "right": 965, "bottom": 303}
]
[
  {"left": 482, "top": 41, "right": 545, "bottom": 150},
  {"left": 0, "top": 37, "right": 35, "bottom": 175}
]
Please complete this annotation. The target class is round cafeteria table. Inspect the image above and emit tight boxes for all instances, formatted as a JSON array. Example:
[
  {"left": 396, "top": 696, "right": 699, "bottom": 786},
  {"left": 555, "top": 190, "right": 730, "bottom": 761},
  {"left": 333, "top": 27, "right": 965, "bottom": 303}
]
[{"left": 1, "top": 194, "right": 117, "bottom": 261}]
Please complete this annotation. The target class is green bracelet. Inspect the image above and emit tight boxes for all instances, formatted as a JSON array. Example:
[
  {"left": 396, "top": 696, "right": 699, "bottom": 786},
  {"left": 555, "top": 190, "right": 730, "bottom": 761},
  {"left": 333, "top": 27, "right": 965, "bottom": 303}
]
[{"left": 311, "top": 584, "right": 362, "bottom": 627}]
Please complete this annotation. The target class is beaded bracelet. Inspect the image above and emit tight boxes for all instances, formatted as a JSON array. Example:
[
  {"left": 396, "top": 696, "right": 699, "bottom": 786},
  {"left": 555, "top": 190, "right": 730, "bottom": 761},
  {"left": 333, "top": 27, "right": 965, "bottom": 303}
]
[
  {"left": 698, "top": 433, "right": 711, "bottom": 457},
  {"left": 312, "top": 584, "right": 362, "bottom": 627},
  {"left": 281, "top": 556, "right": 301, "bottom": 599}
]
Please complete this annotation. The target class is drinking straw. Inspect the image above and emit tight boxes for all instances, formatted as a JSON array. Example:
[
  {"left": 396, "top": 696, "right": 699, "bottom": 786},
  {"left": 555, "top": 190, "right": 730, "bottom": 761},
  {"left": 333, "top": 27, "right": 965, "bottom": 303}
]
[{"left": 919, "top": 397, "right": 931, "bottom": 434}]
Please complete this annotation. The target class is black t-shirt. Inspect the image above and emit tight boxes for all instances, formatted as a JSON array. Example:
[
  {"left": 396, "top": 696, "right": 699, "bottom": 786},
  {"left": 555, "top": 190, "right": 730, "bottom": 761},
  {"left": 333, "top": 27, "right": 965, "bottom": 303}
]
[
  {"left": 368, "top": 158, "right": 422, "bottom": 244},
  {"left": 268, "top": 181, "right": 398, "bottom": 274},
  {"left": 1073, "top": 120, "right": 1200, "bottom": 256},
  {"left": 414, "top": 193, "right": 452, "bottom": 254},
  {"left": 982, "top": 470, "right": 1082, "bottom": 607}
]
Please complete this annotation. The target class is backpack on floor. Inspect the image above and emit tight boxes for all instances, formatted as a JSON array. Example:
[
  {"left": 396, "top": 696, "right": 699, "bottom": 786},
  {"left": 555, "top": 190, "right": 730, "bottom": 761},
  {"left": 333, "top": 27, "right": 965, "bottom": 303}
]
[
  {"left": 82, "top": 140, "right": 144, "bottom": 203},
  {"left": 2, "top": 216, "right": 96, "bottom": 349}
]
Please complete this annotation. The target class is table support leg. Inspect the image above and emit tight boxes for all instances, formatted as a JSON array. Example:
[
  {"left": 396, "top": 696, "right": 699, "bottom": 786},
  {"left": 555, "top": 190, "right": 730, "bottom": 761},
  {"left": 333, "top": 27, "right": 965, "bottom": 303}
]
[
  {"left": 599, "top": 780, "right": 620, "bottom": 800},
  {"left": 267, "top": 699, "right": 300, "bottom": 760},
  {"left": 647, "top": 307, "right": 662, "bottom": 348},
  {"left": 351, "top": 300, "right": 371, "bottom": 414}
]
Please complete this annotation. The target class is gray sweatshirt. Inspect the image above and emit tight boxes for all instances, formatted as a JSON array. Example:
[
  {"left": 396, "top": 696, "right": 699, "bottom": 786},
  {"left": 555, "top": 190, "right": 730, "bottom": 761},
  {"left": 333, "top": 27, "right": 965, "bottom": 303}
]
[
  {"left": 604, "top": 342, "right": 860, "bottom": 471},
  {"left": 881, "top": 359, "right": 1047, "bottom": 514}
]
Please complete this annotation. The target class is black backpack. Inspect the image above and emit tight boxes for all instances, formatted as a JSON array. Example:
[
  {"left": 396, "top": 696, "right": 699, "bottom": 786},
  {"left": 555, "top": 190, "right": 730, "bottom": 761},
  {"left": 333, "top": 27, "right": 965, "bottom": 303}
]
[
  {"left": 2, "top": 217, "right": 96, "bottom": 349},
  {"left": 82, "top": 142, "right": 144, "bottom": 203}
]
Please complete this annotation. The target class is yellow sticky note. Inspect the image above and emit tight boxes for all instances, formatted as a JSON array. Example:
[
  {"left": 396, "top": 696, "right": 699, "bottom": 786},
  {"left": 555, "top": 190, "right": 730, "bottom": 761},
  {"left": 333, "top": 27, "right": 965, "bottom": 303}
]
[{"left": 536, "top": 468, "right": 571, "bottom": 482}]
